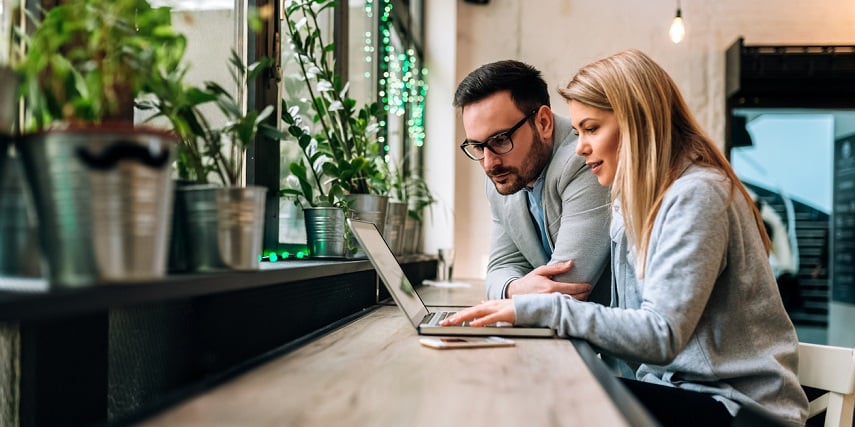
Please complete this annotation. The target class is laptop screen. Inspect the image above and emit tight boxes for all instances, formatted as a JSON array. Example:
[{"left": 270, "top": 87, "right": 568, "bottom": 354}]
[{"left": 348, "top": 219, "right": 430, "bottom": 327}]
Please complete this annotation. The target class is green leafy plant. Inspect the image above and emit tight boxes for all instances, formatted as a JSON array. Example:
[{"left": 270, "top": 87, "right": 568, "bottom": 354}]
[
  {"left": 138, "top": 50, "right": 274, "bottom": 186},
  {"left": 278, "top": 98, "right": 345, "bottom": 207},
  {"left": 16, "top": 0, "right": 186, "bottom": 130},
  {"left": 278, "top": 0, "right": 386, "bottom": 204}
]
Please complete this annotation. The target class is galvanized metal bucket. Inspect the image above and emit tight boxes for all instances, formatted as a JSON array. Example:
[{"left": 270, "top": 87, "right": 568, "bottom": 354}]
[
  {"left": 382, "top": 201, "right": 407, "bottom": 255},
  {"left": 346, "top": 194, "right": 388, "bottom": 258},
  {"left": 402, "top": 215, "right": 421, "bottom": 254},
  {"left": 174, "top": 185, "right": 225, "bottom": 272},
  {"left": 216, "top": 186, "right": 267, "bottom": 270},
  {"left": 0, "top": 152, "right": 41, "bottom": 277},
  {"left": 18, "top": 127, "right": 175, "bottom": 287},
  {"left": 303, "top": 207, "right": 346, "bottom": 258}
]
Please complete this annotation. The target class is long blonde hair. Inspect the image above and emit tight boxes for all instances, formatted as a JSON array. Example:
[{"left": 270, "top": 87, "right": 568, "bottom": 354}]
[{"left": 558, "top": 49, "right": 770, "bottom": 277}]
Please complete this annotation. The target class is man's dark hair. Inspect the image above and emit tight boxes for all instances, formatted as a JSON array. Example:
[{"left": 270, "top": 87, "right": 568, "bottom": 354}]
[{"left": 453, "top": 60, "right": 550, "bottom": 113}]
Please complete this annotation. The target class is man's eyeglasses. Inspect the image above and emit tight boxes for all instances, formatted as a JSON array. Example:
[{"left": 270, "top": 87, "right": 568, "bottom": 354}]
[{"left": 460, "top": 109, "right": 538, "bottom": 161}]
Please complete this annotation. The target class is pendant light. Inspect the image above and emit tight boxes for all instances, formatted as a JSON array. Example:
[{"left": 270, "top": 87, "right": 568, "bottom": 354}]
[{"left": 669, "top": 0, "right": 685, "bottom": 44}]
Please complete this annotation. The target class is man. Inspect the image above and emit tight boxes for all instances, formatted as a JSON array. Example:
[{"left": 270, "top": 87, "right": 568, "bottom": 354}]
[{"left": 454, "top": 60, "right": 611, "bottom": 302}]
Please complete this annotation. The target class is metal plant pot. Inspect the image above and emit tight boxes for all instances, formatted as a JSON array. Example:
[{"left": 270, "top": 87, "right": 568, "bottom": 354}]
[
  {"left": 216, "top": 186, "right": 267, "bottom": 270},
  {"left": 304, "top": 207, "right": 346, "bottom": 258},
  {"left": 345, "top": 194, "right": 388, "bottom": 258},
  {"left": 174, "top": 185, "right": 225, "bottom": 272},
  {"left": 18, "top": 127, "right": 175, "bottom": 287},
  {"left": 167, "top": 180, "right": 197, "bottom": 273},
  {"left": 0, "top": 152, "right": 41, "bottom": 277},
  {"left": 402, "top": 214, "right": 422, "bottom": 254},
  {"left": 382, "top": 201, "right": 407, "bottom": 255}
]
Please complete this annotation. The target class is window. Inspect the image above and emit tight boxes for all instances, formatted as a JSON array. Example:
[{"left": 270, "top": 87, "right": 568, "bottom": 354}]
[{"left": 277, "top": 0, "right": 427, "bottom": 249}]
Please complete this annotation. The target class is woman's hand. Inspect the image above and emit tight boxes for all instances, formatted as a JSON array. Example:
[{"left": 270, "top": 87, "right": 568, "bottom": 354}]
[{"left": 440, "top": 299, "right": 516, "bottom": 327}]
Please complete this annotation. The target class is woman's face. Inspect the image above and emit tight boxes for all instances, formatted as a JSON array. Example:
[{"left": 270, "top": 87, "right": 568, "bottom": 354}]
[{"left": 568, "top": 100, "right": 620, "bottom": 186}]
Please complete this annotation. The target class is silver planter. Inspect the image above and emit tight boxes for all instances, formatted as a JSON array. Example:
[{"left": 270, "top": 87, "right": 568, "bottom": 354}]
[
  {"left": 18, "top": 127, "right": 175, "bottom": 287},
  {"left": 402, "top": 214, "right": 422, "bottom": 254},
  {"left": 0, "top": 152, "right": 41, "bottom": 277},
  {"left": 304, "top": 207, "right": 346, "bottom": 258},
  {"left": 216, "top": 186, "right": 267, "bottom": 270},
  {"left": 346, "top": 194, "right": 388, "bottom": 258},
  {"left": 382, "top": 201, "right": 407, "bottom": 255},
  {"left": 173, "top": 184, "right": 224, "bottom": 272}
]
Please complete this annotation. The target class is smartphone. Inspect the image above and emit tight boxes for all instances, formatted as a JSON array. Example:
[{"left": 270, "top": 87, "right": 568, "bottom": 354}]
[{"left": 419, "top": 336, "right": 515, "bottom": 349}]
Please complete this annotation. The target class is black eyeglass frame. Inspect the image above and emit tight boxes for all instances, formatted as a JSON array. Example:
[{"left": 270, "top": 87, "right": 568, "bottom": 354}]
[{"left": 459, "top": 109, "right": 539, "bottom": 161}]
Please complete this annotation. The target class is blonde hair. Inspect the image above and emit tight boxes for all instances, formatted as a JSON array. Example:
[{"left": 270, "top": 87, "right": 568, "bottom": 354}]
[{"left": 558, "top": 49, "right": 770, "bottom": 277}]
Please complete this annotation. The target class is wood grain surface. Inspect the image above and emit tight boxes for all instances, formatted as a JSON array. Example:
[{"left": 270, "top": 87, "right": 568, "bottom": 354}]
[{"left": 139, "top": 302, "right": 628, "bottom": 427}]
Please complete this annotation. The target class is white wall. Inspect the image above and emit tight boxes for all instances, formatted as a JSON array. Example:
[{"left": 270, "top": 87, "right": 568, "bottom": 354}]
[
  {"left": 423, "top": 0, "right": 855, "bottom": 280},
  {"left": 422, "top": 0, "right": 458, "bottom": 257}
]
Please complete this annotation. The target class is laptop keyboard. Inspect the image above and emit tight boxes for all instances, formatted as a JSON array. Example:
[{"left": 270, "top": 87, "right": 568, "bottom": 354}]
[{"left": 422, "top": 311, "right": 470, "bottom": 327}]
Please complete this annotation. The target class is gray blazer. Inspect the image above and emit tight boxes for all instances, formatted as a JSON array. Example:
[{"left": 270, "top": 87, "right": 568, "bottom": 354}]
[{"left": 484, "top": 114, "right": 612, "bottom": 301}]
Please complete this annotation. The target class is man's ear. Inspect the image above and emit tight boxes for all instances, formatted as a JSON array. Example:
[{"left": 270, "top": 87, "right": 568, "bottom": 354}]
[{"left": 535, "top": 105, "right": 554, "bottom": 141}]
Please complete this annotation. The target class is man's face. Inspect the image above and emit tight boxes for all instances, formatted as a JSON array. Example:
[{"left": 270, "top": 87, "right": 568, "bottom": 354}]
[{"left": 461, "top": 91, "right": 552, "bottom": 195}]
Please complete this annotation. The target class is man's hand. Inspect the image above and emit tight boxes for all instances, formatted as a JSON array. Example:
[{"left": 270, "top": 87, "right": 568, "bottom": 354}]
[{"left": 505, "top": 260, "right": 593, "bottom": 299}]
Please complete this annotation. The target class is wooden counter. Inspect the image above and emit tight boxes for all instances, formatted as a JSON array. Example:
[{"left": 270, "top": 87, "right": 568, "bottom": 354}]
[{"left": 136, "top": 281, "right": 658, "bottom": 427}]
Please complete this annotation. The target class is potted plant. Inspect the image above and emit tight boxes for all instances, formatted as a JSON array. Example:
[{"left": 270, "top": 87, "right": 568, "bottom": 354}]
[
  {"left": 278, "top": 98, "right": 349, "bottom": 257},
  {"left": 14, "top": 0, "right": 185, "bottom": 287},
  {"left": 139, "top": 50, "right": 274, "bottom": 271},
  {"left": 379, "top": 161, "right": 410, "bottom": 255},
  {"left": 279, "top": 0, "right": 389, "bottom": 257},
  {"left": 398, "top": 173, "right": 435, "bottom": 254}
]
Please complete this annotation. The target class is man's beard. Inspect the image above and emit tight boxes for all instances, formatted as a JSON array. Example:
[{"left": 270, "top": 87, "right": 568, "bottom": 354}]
[{"left": 487, "top": 132, "right": 552, "bottom": 195}]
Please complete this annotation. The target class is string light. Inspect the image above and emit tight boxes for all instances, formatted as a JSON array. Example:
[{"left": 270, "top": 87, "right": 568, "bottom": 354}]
[{"left": 375, "top": 0, "right": 428, "bottom": 150}]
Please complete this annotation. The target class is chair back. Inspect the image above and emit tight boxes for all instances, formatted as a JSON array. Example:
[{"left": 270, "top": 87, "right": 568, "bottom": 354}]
[{"left": 797, "top": 342, "right": 855, "bottom": 427}]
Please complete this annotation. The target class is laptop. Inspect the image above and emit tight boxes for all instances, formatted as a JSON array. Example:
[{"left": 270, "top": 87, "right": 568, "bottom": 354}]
[{"left": 348, "top": 219, "right": 555, "bottom": 338}]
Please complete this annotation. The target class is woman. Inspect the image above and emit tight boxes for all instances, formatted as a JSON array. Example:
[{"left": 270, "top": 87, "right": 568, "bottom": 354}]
[{"left": 441, "top": 50, "right": 808, "bottom": 426}]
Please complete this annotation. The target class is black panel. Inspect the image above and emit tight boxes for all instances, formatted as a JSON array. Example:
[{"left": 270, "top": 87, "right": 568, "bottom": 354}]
[
  {"left": 107, "top": 303, "right": 200, "bottom": 421},
  {"left": 725, "top": 37, "right": 855, "bottom": 107},
  {"left": 20, "top": 312, "right": 108, "bottom": 427},
  {"left": 196, "top": 271, "right": 376, "bottom": 373}
]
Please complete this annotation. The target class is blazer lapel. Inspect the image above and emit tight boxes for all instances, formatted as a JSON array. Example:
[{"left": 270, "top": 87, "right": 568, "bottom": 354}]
[{"left": 505, "top": 192, "right": 549, "bottom": 267}]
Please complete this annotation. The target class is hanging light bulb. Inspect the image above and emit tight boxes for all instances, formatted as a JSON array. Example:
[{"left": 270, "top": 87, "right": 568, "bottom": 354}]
[{"left": 669, "top": 1, "right": 685, "bottom": 44}]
